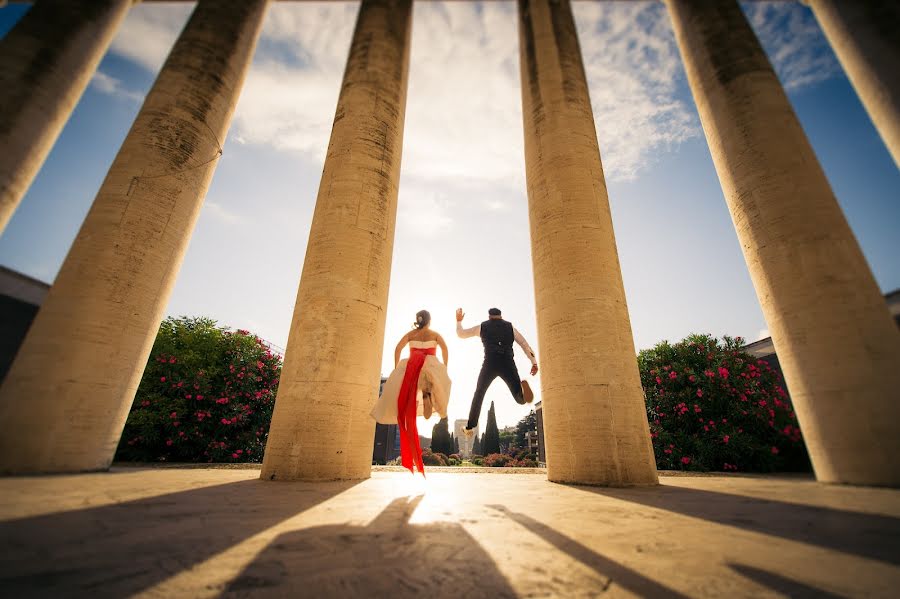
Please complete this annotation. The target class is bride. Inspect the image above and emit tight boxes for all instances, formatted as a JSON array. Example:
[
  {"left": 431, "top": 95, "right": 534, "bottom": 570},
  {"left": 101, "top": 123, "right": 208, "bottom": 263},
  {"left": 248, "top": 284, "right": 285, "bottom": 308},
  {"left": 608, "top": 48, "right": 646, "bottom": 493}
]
[{"left": 371, "top": 310, "right": 452, "bottom": 474}]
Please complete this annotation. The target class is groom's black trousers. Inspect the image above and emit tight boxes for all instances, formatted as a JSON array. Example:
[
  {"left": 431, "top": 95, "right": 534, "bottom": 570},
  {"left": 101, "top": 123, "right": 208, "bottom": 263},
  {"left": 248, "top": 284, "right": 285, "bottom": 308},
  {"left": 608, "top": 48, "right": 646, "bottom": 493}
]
[{"left": 467, "top": 353, "right": 523, "bottom": 429}]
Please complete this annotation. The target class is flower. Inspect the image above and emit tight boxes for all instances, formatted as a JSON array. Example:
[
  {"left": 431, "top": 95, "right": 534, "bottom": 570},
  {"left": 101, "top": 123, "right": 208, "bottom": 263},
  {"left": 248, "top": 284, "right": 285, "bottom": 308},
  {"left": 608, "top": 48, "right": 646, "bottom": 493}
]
[
  {"left": 723, "top": 435, "right": 730, "bottom": 444},
  {"left": 160, "top": 377, "right": 166, "bottom": 382},
  {"left": 166, "top": 439, "right": 173, "bottom": 446},
  {"left": 771, "top": 446, "right": 779, "bottom": 455},
  {"left": 681, "top": 457, "right": 691, "bottom": 465},
  {"left": 669, "top": 371, "right": 677, "bottom": 380},
  {"left": 696, "top": 389, "right": 703, "bottom": 398}
]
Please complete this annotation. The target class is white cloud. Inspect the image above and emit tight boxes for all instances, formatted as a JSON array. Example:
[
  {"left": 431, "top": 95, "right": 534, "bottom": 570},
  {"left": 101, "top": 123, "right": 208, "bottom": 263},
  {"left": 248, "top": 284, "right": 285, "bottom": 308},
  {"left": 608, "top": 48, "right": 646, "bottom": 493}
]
[
  {"left": 103, "top": 1, "right": 840, "bottom": 187},
  {"left": 203, "top": 200, "right": 242, "bottom": 225},
  {"left": 743, "top": 1, "right": 841, "bottom": 91},
  {"left": 574, "top": 1, "right": 700, "bottom": 181},
  {"left": 90, "top": 71, "right": 144, "bottom": 103},
  {"left": 109, "top": 2, "right": 193, "bottom": 73},
  {"left": 397, "top": 188, "right": 454, "bottom": 238}
]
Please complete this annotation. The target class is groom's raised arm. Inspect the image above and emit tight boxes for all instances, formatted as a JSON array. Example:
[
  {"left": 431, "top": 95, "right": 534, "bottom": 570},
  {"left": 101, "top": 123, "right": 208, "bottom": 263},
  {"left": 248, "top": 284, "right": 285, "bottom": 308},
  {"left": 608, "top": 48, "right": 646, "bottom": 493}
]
[
  {"left": 456, "top": 320, "right": 480, "bottom": 339},
  {"left": 513, "top": 327, "right": 538, "bottom": 366},
  {"left": 455, "top": 308, "right": 480, "bottom": 339}
]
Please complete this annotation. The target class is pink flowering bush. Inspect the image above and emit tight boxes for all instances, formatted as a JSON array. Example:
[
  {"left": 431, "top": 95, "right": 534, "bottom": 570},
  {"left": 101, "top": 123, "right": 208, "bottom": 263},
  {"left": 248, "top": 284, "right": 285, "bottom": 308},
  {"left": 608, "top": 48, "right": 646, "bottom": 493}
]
[
  {"left": 639, "top": 334, "right": 810, "bottom": 473},
  {"left": 422, "top": 449, "right": 448, "bottom": 466},
  {"left": 115, "top": 317, "right": 282, "bottom": 463}
]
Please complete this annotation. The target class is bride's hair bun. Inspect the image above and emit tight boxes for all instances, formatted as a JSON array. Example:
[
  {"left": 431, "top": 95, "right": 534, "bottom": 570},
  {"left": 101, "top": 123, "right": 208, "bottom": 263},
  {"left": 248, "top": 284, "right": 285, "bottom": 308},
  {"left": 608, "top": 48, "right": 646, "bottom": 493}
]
[{"left": 414, "top": 309, "right": 431, "bottom": 330}]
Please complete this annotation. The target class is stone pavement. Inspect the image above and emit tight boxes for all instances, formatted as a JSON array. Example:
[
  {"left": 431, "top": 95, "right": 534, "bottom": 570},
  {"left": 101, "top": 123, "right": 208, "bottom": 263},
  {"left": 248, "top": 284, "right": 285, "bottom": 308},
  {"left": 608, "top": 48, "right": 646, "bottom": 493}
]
[{"left": 0, "top": 468, "right": 898, "bottom": 597}]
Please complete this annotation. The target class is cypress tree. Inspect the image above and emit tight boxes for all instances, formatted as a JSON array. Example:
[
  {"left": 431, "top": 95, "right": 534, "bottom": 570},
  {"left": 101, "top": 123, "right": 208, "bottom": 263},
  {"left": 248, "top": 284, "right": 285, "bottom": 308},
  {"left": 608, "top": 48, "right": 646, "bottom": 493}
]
[
  {"left": 483, "top": 401, "right": 501, "bottom": 455},
  {"left": 431, "top": 417, "right": 451, "bottom": 455},
  {"left": 472, "top": 433, "right": 482, "bottom": 456},
  {"left": 453, "top": 435, "right": 460, "bottom": 455}
]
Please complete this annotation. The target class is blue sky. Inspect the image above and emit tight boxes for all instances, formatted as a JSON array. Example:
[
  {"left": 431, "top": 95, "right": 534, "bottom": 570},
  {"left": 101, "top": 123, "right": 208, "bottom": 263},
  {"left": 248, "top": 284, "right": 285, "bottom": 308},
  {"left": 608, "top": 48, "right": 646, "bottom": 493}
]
[{"left": 1, "top": 1, "right": 897, "bottom": 428}]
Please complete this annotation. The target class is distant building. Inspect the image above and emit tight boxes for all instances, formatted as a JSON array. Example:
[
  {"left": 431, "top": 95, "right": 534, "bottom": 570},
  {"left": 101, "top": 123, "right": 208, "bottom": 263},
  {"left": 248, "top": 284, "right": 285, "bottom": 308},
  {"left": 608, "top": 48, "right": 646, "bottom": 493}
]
[
  {"left": 372, "top": 376, "right": 400, "bottom": 465},
  {"left": 0, "top": 266, "right": 49, "bottom": 384},
  {"left": 534, "top": 401, "right": 546, "bottom": 464},
  {"left": 454, "top": 419, "right": 478, "bottom": 458},
  {"left": 524, "top": 430, "right": 539, "bottom": 454},
  {"left": 742, "top": 289, "right": 900, "bottom": 385}
]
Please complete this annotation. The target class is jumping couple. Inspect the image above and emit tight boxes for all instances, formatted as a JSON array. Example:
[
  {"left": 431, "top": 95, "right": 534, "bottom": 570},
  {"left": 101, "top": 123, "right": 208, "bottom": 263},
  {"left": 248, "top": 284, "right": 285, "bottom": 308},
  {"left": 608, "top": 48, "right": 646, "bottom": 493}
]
[{"left": 371, "top": 307, "right": 539, "bottom": 474}]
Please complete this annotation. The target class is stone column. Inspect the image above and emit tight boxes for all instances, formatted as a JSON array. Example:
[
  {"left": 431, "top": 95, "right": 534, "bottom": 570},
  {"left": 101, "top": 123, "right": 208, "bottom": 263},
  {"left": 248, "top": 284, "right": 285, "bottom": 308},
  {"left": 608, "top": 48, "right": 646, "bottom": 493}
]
[
  {"left": 0, "top": 0, "right": 133, "bottom": 235},
  {"left": 260, "top": 0, "right": 412, "bottom": 482},
  {"left": 666, "top": 0, "right": 900, "bottom": 487},
  {"left": 0, "top": 0, "right": 270, "bottom": 475},
  {"left": 806, "top": 0, "right": 900, "bottom": 168},
  {"left": 517, "top": 0, "right": 658, "bottom": 486}
]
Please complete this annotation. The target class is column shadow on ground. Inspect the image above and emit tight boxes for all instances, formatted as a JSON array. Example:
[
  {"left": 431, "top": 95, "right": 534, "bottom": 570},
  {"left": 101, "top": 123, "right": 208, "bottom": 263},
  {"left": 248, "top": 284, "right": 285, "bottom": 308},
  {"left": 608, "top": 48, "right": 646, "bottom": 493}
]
[
  {"left": 575, "top": 484, "right": 900, "bottom": 566},
  {"left": 488, "top": 504, "right": 690, "bottom": 599},
  {"left": 0, "top": 477, "right": 359, "bottom": 598},
  {"left": 728, "top": 563, "right": 850, "bottom": 599},
  {"left": 221, "top": 496, "right": 518, "bottom": 598}
]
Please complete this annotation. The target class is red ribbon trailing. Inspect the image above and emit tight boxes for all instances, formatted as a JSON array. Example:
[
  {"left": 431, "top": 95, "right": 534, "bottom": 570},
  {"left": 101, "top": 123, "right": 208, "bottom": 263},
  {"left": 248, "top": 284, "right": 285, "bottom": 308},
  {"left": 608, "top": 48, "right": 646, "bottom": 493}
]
[{"left": 397, "top": 347, "right": 435, "bottom": 475}]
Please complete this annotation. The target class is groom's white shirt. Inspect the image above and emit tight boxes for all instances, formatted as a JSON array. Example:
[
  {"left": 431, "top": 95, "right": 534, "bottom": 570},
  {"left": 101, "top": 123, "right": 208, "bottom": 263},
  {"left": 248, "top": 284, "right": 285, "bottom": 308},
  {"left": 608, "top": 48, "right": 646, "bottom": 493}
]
[{"left": 457, "top": 320, "right": 538, "bottom": 366}]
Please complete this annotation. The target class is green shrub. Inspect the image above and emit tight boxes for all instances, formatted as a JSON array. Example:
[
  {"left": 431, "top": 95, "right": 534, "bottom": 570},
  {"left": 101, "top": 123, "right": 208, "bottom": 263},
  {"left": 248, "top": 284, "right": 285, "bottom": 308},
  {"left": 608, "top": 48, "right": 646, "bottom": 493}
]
[
  {"left": 483, "top": 453, "right": 512, "bottom": 467},
  {"left": 115, "top": 317, "right": 282, "bottom": 463},
  {"left": 639, "top": 334, "right": 810, "bottom": 473},
  {"left": 422, "top": 449, "right": 447, "bottom": 466},
  {"left": 471, "top": 457, "right": 484, "bottom": 466}
]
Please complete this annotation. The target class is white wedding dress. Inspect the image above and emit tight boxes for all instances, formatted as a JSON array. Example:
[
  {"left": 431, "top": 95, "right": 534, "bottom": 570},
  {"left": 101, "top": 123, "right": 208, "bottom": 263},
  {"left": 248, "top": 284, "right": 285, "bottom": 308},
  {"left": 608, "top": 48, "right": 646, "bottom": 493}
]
[{"left": 371, "top": 340, "right": 451, "bottom": 424}]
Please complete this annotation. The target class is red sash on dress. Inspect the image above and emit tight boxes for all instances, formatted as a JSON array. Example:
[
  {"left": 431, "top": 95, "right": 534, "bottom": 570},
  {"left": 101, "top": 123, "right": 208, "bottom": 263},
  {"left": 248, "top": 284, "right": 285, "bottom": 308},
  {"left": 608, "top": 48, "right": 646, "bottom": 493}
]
[{"left": 397, "top": 347, "right": 435, "bottom": 475}]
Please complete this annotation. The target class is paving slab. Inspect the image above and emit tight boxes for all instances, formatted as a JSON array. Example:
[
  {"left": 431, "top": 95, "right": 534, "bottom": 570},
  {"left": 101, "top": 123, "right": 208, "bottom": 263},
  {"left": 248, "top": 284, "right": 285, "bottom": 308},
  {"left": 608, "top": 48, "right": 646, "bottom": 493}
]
[{"left": 0, "top": 468, "right": 898, "bottom": 598}]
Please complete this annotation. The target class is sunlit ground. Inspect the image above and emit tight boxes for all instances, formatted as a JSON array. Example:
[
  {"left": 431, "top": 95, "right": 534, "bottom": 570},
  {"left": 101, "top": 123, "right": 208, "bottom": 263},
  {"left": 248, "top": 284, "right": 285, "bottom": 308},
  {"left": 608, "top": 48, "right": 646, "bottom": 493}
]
[{"left": 1, "top": 467, "right": 898, "bottom": 597}]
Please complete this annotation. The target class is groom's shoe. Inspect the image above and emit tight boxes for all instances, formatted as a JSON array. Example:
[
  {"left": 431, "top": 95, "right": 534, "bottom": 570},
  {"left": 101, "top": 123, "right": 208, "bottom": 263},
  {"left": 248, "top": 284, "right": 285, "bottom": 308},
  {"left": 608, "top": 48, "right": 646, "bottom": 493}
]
[{"left": 521, "top": 380, "right": 534, "bottom": 404}]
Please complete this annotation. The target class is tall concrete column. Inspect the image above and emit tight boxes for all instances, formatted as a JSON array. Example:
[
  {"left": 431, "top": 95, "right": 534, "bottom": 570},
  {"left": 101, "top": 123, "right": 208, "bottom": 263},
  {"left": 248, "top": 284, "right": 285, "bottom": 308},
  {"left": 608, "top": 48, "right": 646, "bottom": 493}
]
[
  {"left": 0, "top": 0, "right": 133, "bottom": 235},
  {"left": 0, "top": 0, "right": 270, "bottom": 474},
  {"left": 806, "top": 0, "right": 900, "bottom": 168},
  {"left": 666, "top": 0, "right": 900, "bottom": 487},
  {"left": 517, "top": 0, "right": 658, "bottom": 486},
  {"left": 261, "top": 0, "right": 412, "bottom": 482}
]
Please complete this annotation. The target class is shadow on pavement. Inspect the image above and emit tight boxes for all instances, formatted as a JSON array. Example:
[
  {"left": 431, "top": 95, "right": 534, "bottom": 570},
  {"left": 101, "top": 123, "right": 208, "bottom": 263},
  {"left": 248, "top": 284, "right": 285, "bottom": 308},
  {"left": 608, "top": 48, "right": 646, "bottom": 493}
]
[
  {"left": 0, "top": 478, "right": 359, "bottom": 598},
  {"left": 728, "top": 563, "right": 850, "bottom": 599},
  {"left": 577, "top": 484, "right": 900, "bottom": 566},
  {"left": 488, "top": 504, "right": 689, "bottom": 598},
  {"left": 222, "top": 496, "right": 518, "bottom": 598}
]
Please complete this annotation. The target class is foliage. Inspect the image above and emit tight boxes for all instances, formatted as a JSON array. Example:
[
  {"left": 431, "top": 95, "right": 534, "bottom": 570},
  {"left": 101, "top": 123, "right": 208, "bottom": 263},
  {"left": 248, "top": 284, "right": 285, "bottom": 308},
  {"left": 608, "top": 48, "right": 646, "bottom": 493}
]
[
  {"left": 430, "top": 418, "right": 453, "bottom": 455},
  {"left": 639, "top": 334, "right": 810, "bottom": 473},
  {"left": 471, "top": 456, "right": 484, "bottom": 466},
  {"left": 499, "top": 430, "right": 516, "bottom": 454},
  {"left": 422, "top": 448, "right": 448, "bottom": 466},
  {"left": 482, "top": 402, "right": 501, "bottom": 455},
  {"left": 515, "top": 411, "right": 537, "bottom": 448},
  {"left": 453, "top": 434, "right": 460, "bottom": 455},
  {"left": 115, "top": 316, "right": 282, "bottom": 463},
  {"left": 483, "top": 452, "right": 539, "bottom": 468},
  {"left": 472, "top": 433, "right": 482, "bottom": 456}
]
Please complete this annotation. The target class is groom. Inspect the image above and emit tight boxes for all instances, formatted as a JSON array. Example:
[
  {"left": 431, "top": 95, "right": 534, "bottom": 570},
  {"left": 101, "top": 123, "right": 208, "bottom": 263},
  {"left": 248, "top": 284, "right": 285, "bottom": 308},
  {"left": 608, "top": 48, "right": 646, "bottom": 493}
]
[{"left": 456, "top": 307, "right": 539, "bottom": 435}]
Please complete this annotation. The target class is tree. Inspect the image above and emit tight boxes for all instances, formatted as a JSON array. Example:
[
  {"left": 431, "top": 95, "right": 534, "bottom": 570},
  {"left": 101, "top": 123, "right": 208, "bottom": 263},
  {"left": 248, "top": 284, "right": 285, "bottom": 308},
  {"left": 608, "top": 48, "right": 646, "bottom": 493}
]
[
  {"left": 472, "top": 433, "right": 482, "bottom": 456},
  {"left": 115, "top": 316, "right": 282, "bottom": 463},
  {"left": 431, "top": 418, "right": 452, "bottom": 455},
  {"left": 482, "top": 401, "right": 501, "bottom": 455},
  {"left": 499, "top": 430, "right": 516, "bottom": 454},
  {"left": 515, "top": 410, "right": 537, "bottom": 447},
  {"left": 639, "top": 333, "right": 810, "bottom": 473},
  {"left": 453, "top": 434, "right": 460, "bottom": 455}
]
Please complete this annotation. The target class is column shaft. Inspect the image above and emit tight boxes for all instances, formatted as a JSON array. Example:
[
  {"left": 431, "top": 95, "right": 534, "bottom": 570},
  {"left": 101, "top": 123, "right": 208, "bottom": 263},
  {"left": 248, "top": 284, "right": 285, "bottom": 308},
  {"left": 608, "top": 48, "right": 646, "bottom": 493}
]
[
  {"left": 517, "top": 0, "right": 658, "bottom": 486},
  {"left": 666, "top": 0, "right": 900, "bottom": 486},
  {"left": 808, "top": 0, "right": 900, "bottom": 168},
  {"left": 0, "top": 0, "right": 133, "bottom": 234},
  {"left": 0, "top": 0, "right": 269, "bottom": 474},
  {"left": 260, "top": 0, "right": 412, "bottom": 482}
]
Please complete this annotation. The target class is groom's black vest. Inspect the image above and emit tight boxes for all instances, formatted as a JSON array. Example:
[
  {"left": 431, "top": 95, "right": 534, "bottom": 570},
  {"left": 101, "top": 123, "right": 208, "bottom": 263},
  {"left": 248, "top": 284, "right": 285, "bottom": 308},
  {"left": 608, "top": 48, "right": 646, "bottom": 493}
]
[{"left": 480, "top": 319, "right": 515, "bottom": 359}]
